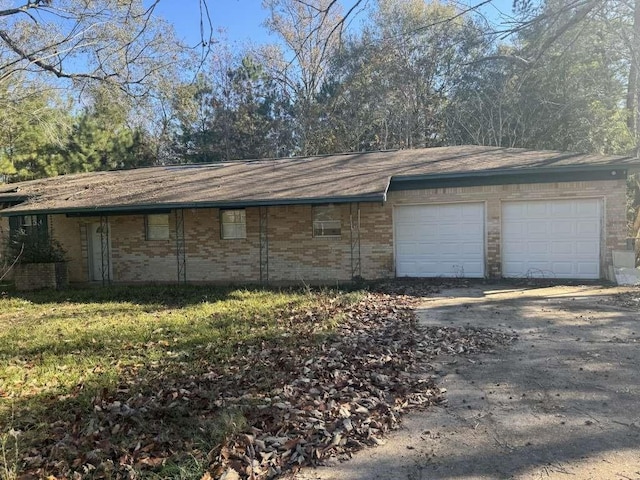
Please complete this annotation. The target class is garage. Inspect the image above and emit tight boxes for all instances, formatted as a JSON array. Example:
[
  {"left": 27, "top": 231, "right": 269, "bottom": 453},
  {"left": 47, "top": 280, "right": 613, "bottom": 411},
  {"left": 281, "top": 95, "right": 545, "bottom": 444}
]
[
  {"left": 502, "top": 199, "right": 602, "bottom": 279},
  {"left": 394, "top": 203, "right": 485, "bottom": 278}
]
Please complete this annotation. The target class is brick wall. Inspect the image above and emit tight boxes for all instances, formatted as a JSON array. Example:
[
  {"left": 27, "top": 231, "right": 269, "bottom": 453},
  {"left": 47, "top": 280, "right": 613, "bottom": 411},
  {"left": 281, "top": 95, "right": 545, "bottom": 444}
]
[
  {"left": 51, "top": 214, "right": 85, "bottom": 283},
  {"left": 43, "top": 178, "right": 628, "bottom": 284},
  {"left": 13, "top": 262, "right": 68, "bottom": 290},
  {"left": 47, "top": 205, "right": 390, "bottom": 284},
  {"left": 111, "top": 215, "right": 177, "bottom": 283},
  {"left": 387, "top": 179, "right": 628, "bottom": 278}
]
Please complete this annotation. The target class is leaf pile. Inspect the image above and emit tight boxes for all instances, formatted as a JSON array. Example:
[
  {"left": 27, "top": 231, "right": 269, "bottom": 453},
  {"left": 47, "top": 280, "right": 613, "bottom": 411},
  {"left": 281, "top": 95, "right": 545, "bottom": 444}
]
[
  {"left": 207, "top": 293, "right": 515, "bottom": 479},
  {"left": 11, "top": 291, "right": 515, "bottom": 480},
  {"left": 602, "top": 290, "right": 640, "bottom": 309}
]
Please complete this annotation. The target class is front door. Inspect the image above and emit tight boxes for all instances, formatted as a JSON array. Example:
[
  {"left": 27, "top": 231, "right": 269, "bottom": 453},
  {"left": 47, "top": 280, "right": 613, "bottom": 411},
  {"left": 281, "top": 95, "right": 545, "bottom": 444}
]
[{"left": 89, "top": 222, "right": 112, "bottom": 282}]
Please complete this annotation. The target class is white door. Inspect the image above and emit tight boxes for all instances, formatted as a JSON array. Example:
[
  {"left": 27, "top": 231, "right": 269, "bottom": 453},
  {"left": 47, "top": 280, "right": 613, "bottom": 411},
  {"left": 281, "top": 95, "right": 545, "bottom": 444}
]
[
  {"left": 502, "top": 199, "right": 601, "bottom": 279},
  {"left": 89, "top": 222, "right": 112, "bottom": 282},
  {"left": 394, "top": 203, "right": 485, "bottom": 278}
]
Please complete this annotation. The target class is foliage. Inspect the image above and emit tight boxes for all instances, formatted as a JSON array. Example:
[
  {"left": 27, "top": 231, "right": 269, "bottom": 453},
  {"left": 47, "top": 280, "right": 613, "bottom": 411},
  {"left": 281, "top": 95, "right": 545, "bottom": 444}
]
[
  {"left": 171, "top": 54, "right": 294, "bottom": 162},
  {"left": 326, "top": 0, "right": 488, "bottom": 152},
  {"left": 1, "top": 0, "right": 640, "bottom": 181},
  {"left": 0, "top": 80, "right": 72, "bottom": 182},
  {"left": 0, "top": 285, "right": 361, "bottom": 477},
  {"left": 261, "top": 0, "right": 344, "bottom": 155},
  {"left": 6, "top": 230, "right": 67, "bottom": 264},
  {"left": 0, "top": 423, "right": 19, "bottom": 480},
  {"left": 0, "top": 0, "right": 190, "bottom": 97},
  {"left": 445, "top": 0, "right": 636, "bottom": 155}
]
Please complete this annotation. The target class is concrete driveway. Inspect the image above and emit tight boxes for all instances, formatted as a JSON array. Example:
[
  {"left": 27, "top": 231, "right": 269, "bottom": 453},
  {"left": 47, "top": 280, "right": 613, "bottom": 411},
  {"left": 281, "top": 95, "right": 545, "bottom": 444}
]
[{"left": 295, "top": 285, "right": 640, "bottom": 480}]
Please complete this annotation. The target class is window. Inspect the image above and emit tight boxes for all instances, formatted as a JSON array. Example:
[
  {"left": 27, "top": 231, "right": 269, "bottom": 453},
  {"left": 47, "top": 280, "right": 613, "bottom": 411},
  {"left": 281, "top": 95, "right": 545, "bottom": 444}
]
[
  {"left": 313, "top": 205, "right": 341, "bottom": 237},
  {"left": 221, "top": 209, "right": 246, "bottom": 239},
  {"left": 8, "top": 215, "right": 50, "bottom": 261},
  {"left": 9, "top": 215, "right": 48, "bottom": 241},
  {"left": 146, "top": 214, "right": 170, "bottom": 240}
]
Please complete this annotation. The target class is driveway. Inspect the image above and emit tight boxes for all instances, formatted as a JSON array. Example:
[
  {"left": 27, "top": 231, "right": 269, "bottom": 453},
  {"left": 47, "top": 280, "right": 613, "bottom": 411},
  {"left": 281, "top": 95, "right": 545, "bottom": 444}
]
[{"left": 294, "top": 284, "right": 640, "bottom": 480}]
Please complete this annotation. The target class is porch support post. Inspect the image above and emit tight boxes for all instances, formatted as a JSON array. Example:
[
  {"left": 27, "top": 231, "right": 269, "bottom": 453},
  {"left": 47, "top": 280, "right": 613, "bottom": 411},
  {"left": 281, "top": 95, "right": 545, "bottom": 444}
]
[
  {"left": 99, "top": 215, "right": 111, "bottom": 286},
  {"left": 350, "top": 202, "right": 361, "bottom": 280},
  {"left": 259, "top": 206, "right": 269, "bottom": 284},
  {"left": 175, "top": 209, "right": 187, "bottom": 284}
]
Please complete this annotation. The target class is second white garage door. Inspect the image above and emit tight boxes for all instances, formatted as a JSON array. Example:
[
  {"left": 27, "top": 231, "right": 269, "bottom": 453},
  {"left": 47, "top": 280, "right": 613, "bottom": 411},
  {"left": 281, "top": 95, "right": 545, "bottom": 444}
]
[
  {"left": 502, "top": 199, "right": 602, "bottom": 279},
  {"left": 395, "top": 203, "right": 485, "bottom": 278}
]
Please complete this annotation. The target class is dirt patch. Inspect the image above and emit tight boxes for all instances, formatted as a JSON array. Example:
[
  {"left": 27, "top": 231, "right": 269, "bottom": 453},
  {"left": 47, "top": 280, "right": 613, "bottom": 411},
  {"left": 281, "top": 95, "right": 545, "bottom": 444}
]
[{"left": 294, "top": 285, "right": 640, "bottom": 480}]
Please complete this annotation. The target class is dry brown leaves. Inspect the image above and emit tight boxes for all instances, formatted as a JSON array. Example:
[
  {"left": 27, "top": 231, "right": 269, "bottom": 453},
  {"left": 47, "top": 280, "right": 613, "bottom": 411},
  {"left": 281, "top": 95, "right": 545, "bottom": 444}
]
[
  {"left": 16, "top": 290, "right": 516, "bottom": 480},
  {"left": 207, "top": 292, "right": 515, "bottom": 479}
]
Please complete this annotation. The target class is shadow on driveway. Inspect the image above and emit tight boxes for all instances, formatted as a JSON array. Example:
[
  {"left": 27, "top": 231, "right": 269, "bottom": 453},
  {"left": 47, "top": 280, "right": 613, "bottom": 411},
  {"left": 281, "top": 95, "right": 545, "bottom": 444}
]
[{"left": 295, "top": 284, "right": 640, "bottom": 480}]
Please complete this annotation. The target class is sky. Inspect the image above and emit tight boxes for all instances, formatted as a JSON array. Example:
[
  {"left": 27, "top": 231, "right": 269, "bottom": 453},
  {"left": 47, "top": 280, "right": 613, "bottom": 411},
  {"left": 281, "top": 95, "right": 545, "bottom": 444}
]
[{"left": 154, "top": 0, "right": 519, "bottom": 48}]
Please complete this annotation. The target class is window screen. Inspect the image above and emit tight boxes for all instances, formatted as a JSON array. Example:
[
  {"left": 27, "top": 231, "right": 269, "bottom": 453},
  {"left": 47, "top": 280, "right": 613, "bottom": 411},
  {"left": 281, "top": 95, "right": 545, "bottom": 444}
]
[
  {"left": 221, "top": 209, "right": 246, "bottom": 239},
  {"left": 146, "top": 214, "right": 170, "bottom": 240},
  {"left": 313, "top": 205, "right": 341, "bottom": 237}
]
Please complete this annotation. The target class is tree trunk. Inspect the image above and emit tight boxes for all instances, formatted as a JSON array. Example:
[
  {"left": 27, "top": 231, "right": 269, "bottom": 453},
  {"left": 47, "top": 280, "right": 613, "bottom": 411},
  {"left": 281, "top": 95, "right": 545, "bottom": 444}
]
[{"left": 629, "top": 0, "right": 640, "bottom": 156}]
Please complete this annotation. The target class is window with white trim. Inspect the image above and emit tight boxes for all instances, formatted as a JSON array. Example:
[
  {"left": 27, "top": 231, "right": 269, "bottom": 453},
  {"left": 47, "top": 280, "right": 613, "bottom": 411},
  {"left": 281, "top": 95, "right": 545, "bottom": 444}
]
[
  {"left": 146, "top": 214, "right": 170, "bottom": 240},
  {"left": 221, "top": 209, "right": 246, "bottom": 239},
  {"left": 313, "top": 205, "right": 341, "bottom": 237}
]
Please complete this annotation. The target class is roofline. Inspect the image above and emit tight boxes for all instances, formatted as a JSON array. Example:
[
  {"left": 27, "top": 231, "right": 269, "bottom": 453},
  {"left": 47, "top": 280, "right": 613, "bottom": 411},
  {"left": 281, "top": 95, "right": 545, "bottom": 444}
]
[
  {"left": 0, "top": 193, "right": 385, "bottom": 217},
  {"left": 1, "top": 162, "right": 636, "bottom": 216},
  {"left": 389, "top": 164, "right": 632, "bottom": 183}
]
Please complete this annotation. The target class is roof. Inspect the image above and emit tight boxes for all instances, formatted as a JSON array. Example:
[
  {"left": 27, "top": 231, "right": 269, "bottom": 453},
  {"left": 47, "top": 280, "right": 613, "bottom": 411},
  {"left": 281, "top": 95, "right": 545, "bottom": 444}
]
[{"left": 0, "top": 145, "right": 637, "bottom": 215}]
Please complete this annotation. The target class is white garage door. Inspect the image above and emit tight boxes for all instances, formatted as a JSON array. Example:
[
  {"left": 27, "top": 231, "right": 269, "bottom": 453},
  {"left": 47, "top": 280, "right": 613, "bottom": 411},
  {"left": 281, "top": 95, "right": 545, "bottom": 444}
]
[
  {"left": 394, "top": 203, "right": 485, "bottom": 278},
  {"left": 502, "top": 199, "right": 601, "bottom": 279}
]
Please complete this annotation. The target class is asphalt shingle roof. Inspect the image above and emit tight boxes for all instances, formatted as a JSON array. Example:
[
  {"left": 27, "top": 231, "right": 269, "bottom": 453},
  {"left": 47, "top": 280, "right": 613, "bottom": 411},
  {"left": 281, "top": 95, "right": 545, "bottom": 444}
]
[{"left": 0, "top": 145, "right": 637, "bottom": 215}]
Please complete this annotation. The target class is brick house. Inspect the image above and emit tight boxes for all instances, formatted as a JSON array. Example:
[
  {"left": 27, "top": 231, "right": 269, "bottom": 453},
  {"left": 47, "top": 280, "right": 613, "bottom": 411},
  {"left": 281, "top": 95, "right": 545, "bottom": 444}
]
[{"left": 0, "top": 145, "right": 638, "bottom": 285}]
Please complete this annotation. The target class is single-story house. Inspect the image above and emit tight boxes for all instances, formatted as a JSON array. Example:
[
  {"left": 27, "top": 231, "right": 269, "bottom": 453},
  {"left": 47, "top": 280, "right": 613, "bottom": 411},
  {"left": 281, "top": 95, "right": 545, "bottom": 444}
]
[{"left": 0, "top": 145, "right": 638, "bottom": 285}]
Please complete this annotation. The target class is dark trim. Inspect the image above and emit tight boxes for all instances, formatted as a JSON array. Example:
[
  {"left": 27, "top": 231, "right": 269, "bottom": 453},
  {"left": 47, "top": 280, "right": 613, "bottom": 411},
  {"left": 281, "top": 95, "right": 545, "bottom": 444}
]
[
  {"left": 0, "top": 196, "right": 28, "bottom": 204},
  {"left": 0, "top": 164, "right": 632, "bottom": 216},
  {"left": 66, "top": 208, "right": 173, "bottom": 218},
  {"left": 389, "top": 167, "right": 627, "bottom": 190},
  {"left": 1, "top": 194, "right": 384, "bottom": 217}
]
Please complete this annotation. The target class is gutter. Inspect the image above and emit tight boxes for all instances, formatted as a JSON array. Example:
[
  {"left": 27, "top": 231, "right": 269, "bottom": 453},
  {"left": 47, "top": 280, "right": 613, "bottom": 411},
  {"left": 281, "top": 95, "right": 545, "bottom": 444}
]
[
  {"left": 390, "top": 164, "right": 631, "bottom": 183},
  {"left": 388, "top": 164, "right": 630, "bottom": 191},
  {"left": 1, "top": 162, "right": 637, "bottom": 217},
  {"left": 0, "top": 193, "right": 385, "bottom": 217}
]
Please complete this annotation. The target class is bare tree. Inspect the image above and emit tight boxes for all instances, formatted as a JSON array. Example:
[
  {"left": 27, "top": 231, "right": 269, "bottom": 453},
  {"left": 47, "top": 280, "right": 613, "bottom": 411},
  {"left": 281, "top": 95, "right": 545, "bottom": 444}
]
[{"left": 0, "top": 0, "right": 213, "bottom": 95}]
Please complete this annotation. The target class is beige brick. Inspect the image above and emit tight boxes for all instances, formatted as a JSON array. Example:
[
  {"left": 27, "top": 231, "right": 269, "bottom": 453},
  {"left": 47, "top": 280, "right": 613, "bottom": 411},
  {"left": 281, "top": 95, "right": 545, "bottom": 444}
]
[
  {"left": 387, "top": 179, "right": 628, "bottom": 278},
  {"left": 34, "top": 178, "right": 629, "bottom": 284}
]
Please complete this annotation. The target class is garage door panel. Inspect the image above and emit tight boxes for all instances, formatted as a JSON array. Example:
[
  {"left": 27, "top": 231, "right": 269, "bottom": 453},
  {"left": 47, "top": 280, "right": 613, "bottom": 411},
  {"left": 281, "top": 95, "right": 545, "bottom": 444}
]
[
  {"left": 577, "top": 202, "right": 599, "bottom": 215},
  {"left": 578, "top": 263, "right": 599, "bottom": 275},
  {"left": 551, "top": 223, "right": 574, "bottom": 235},
  {"left": 523, "top": 261, "right": 549, "bottom": 272},
  {"left": 396, "top": 262, "right": 417, "bottom": 275},
  {"left": 503, "top": 223, "right": 525, "bottom": 236},
  {"left": 576, "top": 241, "right": 599, "bottom": 255},
  {"left": 466, "top": 223, "right": 484, "bottom": 235},
  {"left": 551, "top": 203, "right": 574, "bottom": 215},
  {"left": 504, "top": 244, "right": 526, "bottom": 255},
  {"left": 461, "top": 243, "right": 483, "bottom": 255},
  {"left": 440, "top": 223, "right": 465, "bottom": 236},
  {"left": 396, "top": 243, "right": 418, "bottom": 255},
  {"left": 551, "top": 242, "right": 574, "bottom": 255},
  {"left": 528, "top": 242, "right": 550, "bottom": 254},
  {"left": 528, "top": 221, "right": 549, "bottom": 234},
  {"left": 395, "top": 203, "right": 485, "bottom": 278},
  {"left": 439, "top": 243, "right": 461, "bottom": 255},
  {"left": 577, "top": 222, "right": 598, "bottom": 235},
  {"left": 551, "top": 262, "right": 574, "bottom": 275},
  {"left": 502, "top": 199, "right": 601, "bottom": 279}
]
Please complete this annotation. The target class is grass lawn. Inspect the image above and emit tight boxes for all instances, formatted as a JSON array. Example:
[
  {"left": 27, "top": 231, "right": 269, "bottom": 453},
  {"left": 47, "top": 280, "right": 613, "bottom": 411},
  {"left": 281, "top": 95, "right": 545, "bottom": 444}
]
[{"left": 0, "top": 285, "right": 362, "bottom": 479}]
